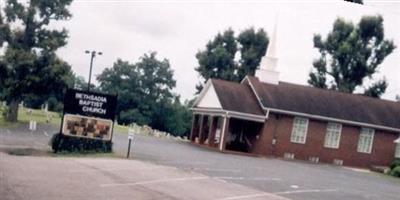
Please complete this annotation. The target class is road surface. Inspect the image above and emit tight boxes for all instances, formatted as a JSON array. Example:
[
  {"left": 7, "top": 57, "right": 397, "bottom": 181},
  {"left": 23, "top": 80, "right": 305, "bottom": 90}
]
[{"left": 1, "top": 124, "right": 400, "bottom": 200}]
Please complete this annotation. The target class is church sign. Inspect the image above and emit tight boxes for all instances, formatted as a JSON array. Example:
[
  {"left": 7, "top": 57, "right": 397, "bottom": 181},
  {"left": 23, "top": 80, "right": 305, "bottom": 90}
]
[{"left": 61, "top": 89, "right": 117, "bottom": 141}]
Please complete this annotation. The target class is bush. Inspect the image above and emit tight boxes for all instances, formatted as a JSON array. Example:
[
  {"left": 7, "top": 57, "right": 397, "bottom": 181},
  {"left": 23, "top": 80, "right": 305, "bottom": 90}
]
[
  {"left": 50, "top": 133, "right": 112, "bottom": 153},
  {"left": 390, "top": 159, "right": 400, "bottom": 170},
  {"left": 390, "top": 166, "right": 400, "bottom": 178}
]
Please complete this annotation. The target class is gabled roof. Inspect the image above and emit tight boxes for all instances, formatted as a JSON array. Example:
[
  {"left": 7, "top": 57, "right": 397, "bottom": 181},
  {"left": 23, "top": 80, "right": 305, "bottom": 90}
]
[
  {"left": 246, "top": 76, "right": 400, "bottom": 130},
  {"left": 212, "top": 79, "right": 265, "bottom": 116},
  {"left": 193, "top": 79, "right": 265, "bottom": 116},
  {"left": 195, "top": 81, "right": 222, "bottom": 109}
]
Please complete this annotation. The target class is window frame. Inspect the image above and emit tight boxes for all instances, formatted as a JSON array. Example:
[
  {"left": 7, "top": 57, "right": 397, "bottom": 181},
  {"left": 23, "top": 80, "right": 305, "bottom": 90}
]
[
  {"left": 290, "top": 117, "right": 309, "bottom": 144},
  {"left": 395, "top": 143, "right": 400, "bottom": 158},
  {"left": 324, "top": 122, "right": 342, "bottom": 149},
  {"left": 357, "top": 128, "right": 375, "bottom": 154}
]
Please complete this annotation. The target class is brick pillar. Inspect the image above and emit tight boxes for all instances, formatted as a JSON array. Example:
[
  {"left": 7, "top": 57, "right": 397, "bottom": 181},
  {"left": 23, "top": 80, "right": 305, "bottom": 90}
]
[
  {"left": 219, "top": 116, "right": 230, "bottom": 151},
  {"left": 199, "top": 115, "right": 209, "bottom": 144},
  {"left": 189, "top": 114, "right": 198, "bottom": 142},
  {"left": 207, "top": 116, "right": 215, "bottom": 147},
  {"left": 197, "top": 115, "right": 204, "bottom": 143}
]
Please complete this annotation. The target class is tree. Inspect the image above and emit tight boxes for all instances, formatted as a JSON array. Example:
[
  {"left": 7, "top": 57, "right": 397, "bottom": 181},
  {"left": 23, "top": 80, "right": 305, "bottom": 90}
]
[
  {"left": 308, "top": 15, "right": 395, "bottom": 98},
  {"left": 0, "top": 0, "right": 73, "bottom": 121},
  {"left": 73, "top": 75, "right": 87, "bottom": 90},
  {"left": 237, "top": 28, "right": 269, "bottom": 80},
  {"left": 98, "top": 52, "right": 193, "bottom": 136},
  {"left": 73, "top": 75, "right": 97, "bottom": 91},
  {"left": 195, "top": 29, "right": 237, "bottom": 92},
  {"left": 195, "top": 27, "right": 268, "bottom": 93},
  {"left": 152, "top": 96, "right": 193, "bottom": 137},
  {"left": 344, "top": 0, "right": 363, "bottom": 4},
  {"left": 97, "top": 52, "right": 176, "bottom": 126}
]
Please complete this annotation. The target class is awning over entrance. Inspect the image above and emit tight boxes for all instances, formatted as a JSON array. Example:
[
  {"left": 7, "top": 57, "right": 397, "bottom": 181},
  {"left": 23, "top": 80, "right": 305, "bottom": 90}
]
[
  {"left": 192, "top": 107, "right": 266, "bottom": 123},
  {"left": 189, "top": 112, "right": 265, "bottom": 154}
]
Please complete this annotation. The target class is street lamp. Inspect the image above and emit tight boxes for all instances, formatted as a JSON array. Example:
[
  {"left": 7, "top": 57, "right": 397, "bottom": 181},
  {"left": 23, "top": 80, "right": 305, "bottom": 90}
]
[{"left": 85, "top": 50, "right": 102, "bottom": 91}]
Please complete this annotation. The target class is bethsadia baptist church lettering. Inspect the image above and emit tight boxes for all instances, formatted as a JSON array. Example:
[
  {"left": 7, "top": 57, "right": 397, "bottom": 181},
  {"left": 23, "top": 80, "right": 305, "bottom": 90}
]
[
  {"left": 76, "top": 93, "right": 107, "bottom": 115},
  {"left": 63, "top": 89, "right": 117, "bottom": 120}
]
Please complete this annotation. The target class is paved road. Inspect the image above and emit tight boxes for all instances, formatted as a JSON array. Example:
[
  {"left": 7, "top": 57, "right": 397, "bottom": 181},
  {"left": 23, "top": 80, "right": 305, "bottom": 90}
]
[
  {"left": 1, "top": 152, "right": 289, "bottom": 200},
  {"left": 1, "top": 124, "right": 400, "bottom": 200}
]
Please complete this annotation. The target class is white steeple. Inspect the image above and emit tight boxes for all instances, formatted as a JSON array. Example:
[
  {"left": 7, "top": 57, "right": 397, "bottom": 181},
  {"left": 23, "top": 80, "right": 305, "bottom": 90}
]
[{"left": 255, "top": 18, "right": 280, "bottom": 84}]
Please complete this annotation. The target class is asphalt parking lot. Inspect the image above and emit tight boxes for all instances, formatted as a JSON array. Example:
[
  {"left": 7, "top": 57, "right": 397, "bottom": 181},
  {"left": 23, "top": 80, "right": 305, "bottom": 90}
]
[
  {"left": 2, "top": 152, "right": 290, "bottom": 200},
  {"left": 1, "top": 124, "right": 400, "bottom": 200}
]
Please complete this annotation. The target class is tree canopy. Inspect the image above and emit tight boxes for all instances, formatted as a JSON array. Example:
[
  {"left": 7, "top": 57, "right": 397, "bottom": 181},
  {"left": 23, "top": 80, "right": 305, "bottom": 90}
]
[
  {"left": 308, "top": 15, "right": 395, "bottom": 98},
  {"left": 195, "top": 27, "right": 268, "bottom": 93},
  {"left": 97, "top": 52, "right": 191, "bottom": 136},
  {"left": 0, "top": 0, "right": 74, "bottom": 121}
]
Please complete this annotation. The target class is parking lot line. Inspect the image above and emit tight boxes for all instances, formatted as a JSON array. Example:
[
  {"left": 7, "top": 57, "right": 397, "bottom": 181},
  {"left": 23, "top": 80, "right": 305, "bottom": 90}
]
[
  {"left": 216, "top": 192, "right": 290, "bottom": 200},
  {"left": 274, "top": 189, "right": 338, "bottom": 195},
  {"left": 191, "top": 167, "right": 241, "bottom": 173},
  {"left": 214, "top": 177, "right": 281, "bottom": 181},
  {"left": 100, "top": 176, "right": 208, "bottom": 187},
  {"left": 216, "top": 188, "right": 337, "bottom": 200},
  {"left": 158, "top": 160, "right": 210, "bottom": 166}
]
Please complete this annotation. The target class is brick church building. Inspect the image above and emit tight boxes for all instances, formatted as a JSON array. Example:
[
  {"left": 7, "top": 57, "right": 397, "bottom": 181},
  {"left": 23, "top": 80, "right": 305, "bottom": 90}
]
[{"left": 190, "top": 25, "right": 400, "bottom": 168}]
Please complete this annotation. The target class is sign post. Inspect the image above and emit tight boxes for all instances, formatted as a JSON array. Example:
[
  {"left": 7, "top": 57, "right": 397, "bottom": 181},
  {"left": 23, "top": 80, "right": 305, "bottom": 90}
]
[
  {"left": 127, "top": 125, "right": 136, "bottom": 158},
  {"left": 127, "top": 136, "right": 132, "bottom": 158}
]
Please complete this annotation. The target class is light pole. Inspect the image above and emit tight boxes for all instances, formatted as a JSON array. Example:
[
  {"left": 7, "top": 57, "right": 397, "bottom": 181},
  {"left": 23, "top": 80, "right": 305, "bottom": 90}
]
[{"left": 85, "top": 50, "right": 102, "bottom": 91}]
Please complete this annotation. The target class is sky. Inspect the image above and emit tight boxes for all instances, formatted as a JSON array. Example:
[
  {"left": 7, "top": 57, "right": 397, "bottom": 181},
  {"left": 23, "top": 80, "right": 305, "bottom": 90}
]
[{"left": 53, "top": 0, "right": 400, "bottom": 101}]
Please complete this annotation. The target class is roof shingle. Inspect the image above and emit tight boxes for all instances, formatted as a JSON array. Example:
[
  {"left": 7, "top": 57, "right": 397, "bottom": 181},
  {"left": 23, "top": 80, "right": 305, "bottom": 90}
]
[
  {"left": 211, "top": 79, "right": 265, "bottom": 116},
  {"left": 247, "top": 76, "right": 400, "bottom": 129}
]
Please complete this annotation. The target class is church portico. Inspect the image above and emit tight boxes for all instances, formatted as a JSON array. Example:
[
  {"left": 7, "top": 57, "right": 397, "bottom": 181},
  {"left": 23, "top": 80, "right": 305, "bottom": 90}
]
[
  {"left": 190, "top": 108, "right": 266, "bottom": 153},
  {"left": 190, "top": 112, "right": 226, "bottom": 150}
]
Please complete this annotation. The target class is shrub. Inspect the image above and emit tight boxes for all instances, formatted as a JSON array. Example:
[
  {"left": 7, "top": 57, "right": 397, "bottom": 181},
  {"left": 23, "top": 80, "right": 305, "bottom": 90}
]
[
  {"left": 390, "top": 159, "right": 400, "bottom": 170},
  {"left": 50, "top": 133, "right": 112, "bottom": 153},
  {"left": 389, "top": 166, "right": 400, "bottom": 178}
]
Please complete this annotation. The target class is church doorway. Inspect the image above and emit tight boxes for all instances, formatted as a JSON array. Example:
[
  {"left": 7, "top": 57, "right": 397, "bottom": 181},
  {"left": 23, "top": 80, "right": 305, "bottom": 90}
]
[{"left": 225, "top": 118, "right": 263, "bottom": 153}]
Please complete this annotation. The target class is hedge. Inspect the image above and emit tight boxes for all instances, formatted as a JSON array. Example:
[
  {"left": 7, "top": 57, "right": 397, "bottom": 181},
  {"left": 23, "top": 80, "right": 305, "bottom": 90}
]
[{"left": 50, "top": 133, "right": 112, "bottom": 153}]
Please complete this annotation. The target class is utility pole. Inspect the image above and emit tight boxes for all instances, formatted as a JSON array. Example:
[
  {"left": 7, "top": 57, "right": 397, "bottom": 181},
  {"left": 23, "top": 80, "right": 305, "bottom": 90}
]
[{"left": 85, "top": 50, "right": 102, "bottom": 91}]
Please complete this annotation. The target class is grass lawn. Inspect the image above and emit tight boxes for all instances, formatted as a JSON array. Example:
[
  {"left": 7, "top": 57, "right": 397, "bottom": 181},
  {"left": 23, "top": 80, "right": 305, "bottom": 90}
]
[
  {"left": 0, "top": 106, "right": 131, "bottom": 133},
  {"left": 114, "top": 124, "right": 130, "bottom": 134},
  {"left": 0, "top": 106, "right": 62, "bottom": 128}
]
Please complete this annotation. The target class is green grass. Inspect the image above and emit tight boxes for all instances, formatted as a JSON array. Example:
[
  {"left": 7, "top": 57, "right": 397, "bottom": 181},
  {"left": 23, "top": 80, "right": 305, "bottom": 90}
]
[
  {"left": 0, "top": 106, "right": 61, "bottom": 127},
  {"left": 0, "top": 106, "right": 133, "bottom": 134},
  {"left": 18, "top": 107, "right": 61, "bottom": 125},
  {"left": 114, "top": 124, "right": 130, "bottom": 134},
  {"left": 0, "top": 118, "right": 20, "bottom": 128}
]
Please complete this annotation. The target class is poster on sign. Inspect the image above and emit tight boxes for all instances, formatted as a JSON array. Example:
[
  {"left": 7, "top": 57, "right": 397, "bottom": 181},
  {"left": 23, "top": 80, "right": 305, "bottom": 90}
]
[{"left": 61, "top": 89, "right": 117, "bottom": 141}]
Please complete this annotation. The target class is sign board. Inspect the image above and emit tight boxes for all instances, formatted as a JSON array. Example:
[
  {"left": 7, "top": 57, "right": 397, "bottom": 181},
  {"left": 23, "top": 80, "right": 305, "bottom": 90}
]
[
  {"left": 128, "top": 133, "right": 134, "bottom": 140},
  {"left": 61, "top": 89, "right": 117, "bottom": 141},
  {"left": 128, "top": 124, "right": 138, "bottom": 140}
]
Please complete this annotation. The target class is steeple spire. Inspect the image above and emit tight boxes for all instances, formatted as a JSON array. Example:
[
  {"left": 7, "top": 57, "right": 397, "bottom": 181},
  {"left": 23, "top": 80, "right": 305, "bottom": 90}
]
[{"left": 255, "top": 17, "right": 280, "bottom": 84}]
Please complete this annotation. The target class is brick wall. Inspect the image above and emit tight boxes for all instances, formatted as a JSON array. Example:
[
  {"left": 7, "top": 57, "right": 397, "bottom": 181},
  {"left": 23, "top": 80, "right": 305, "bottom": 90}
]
[
  {"left": 257, "top": 113, "right": 399, "bottom": 168},
  {"left": 252, "top": 118, "right": 274, "bottom": 155}
]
